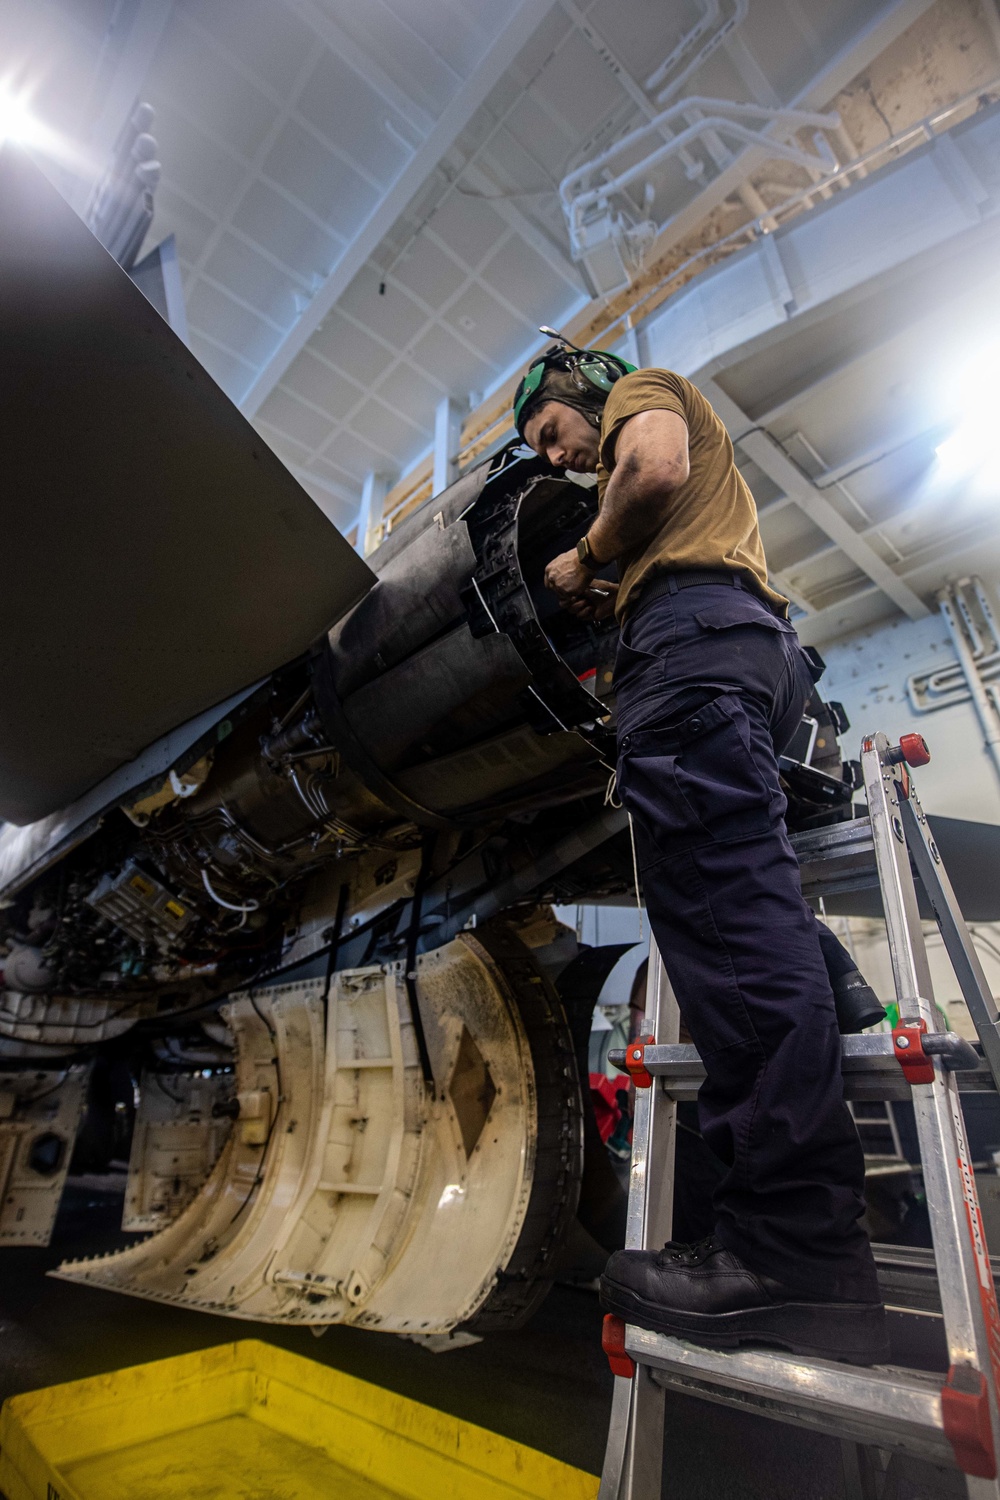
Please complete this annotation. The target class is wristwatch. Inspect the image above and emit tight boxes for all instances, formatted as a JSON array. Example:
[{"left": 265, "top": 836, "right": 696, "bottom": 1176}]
[{"left": 576, "top": 533, "right": 600, "bottom": 572}]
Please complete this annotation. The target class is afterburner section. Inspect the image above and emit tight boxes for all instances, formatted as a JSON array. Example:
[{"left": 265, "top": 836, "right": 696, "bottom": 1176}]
[{"left": 54, "top": 933, "right": 582, "bottom": 1333}]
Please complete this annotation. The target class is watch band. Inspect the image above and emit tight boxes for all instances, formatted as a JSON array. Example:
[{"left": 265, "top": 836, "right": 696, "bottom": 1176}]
[{"left": 577, "top": 533, "right": 599, "bottom": 571}]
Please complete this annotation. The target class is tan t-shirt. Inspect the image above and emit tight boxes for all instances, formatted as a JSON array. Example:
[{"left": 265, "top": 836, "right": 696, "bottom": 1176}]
[{"left": 596, "top": 369, "right": 787, "bottom": 620}]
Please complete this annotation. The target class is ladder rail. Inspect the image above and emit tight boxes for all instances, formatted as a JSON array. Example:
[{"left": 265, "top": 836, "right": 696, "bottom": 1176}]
[
  {"left": 599, "top": 732, "right": 1000, "bottom": 1496},
  {"left": 897, "top": 783, "right": 1000, "bottom": 1088},
  {"left": 598, "top": 942, "right": 677, "bottom": 1500},
  {"left": 627, "top": 948, "right": 678, "bottom": 1253},
  {"left": 863, "top": 736, "right": 1000, "bottom": 1403},
  {"left": 861, "top": 737, "right": 936, "bottom": 1021}
]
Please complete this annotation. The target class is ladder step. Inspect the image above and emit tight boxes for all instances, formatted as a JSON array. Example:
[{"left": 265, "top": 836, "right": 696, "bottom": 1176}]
[
  {"left": 625, "top": 1325, "right": 953, "bottom": 1467},
  {"left": 618, "top": 1036, "right": 995, "bottom": 1103},
  {"left": 790, "top": 816, "right": 879, "bottom": 901},
  {"left": 874, "top": 1242, "right": 1000, "bottom": 1315}
]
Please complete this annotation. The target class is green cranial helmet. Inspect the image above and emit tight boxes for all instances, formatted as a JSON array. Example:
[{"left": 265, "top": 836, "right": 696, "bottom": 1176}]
[{"left": 513, "top": 326, "right": 636, "bottom": 441}]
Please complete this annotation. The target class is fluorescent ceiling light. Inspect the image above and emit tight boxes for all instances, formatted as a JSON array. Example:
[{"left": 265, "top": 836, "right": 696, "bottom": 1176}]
[
  {"left": 0, "top": 80, "right": 92, "bottom": 176},
  {"left": 0, "top": 86, "right": 47, "bottom": 149},
  {"left": 934, "top": 340, "right": 1000, "bottom": 497}
]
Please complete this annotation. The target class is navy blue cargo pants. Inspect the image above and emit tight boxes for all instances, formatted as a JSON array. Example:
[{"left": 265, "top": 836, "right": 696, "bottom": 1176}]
[{"left": 614, "top": 574, "right": 877, "bottom": 1301}]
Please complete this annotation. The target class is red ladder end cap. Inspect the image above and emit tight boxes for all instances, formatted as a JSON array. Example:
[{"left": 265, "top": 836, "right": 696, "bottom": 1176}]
[
  {"left": 899, "top": 732, "right": 931, "bottom": 767},
  {"left": 602, "top": 1314, "right": 636, "bottom": 1380},
  {"left": 893, "top": 1020, "right": 935, "bottom": 1086},
  {"left": 625, "top": 1036, "right": 654, "bottom": 1089},
  {"left": 942, "top": 1365, "right": 997, "bottom": 1479}
]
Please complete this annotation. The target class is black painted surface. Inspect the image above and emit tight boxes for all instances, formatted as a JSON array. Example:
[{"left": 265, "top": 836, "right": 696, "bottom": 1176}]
[
  {"left": 823, "top": 815, "right": 1000, "bottom": 922},
  {"left": 0, "top": 144, "right": 373, "bottom": 826}
]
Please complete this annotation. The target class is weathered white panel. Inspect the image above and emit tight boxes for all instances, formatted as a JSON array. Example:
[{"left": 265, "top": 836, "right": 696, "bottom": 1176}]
[
  {"left": 55, "top": 945, "right": 547, "bottom": 1332},
  {"left": 645, "top": 250, "right": 786, "bottom": 376},
  {"left": 779, "top": 154, "right": 983, "bottom": 318},
  {"left": 639, "top": 107, "right": 1000, "bottom": 384}
]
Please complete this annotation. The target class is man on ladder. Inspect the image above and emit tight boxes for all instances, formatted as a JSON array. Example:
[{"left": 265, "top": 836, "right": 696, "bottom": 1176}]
[{"left": 515, "top": 336, "right": 889, "bottom": 1366}]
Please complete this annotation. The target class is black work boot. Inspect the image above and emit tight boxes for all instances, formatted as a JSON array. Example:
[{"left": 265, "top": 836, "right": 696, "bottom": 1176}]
[
  {"left": 832, "top": 969, "right": 886, "bottom": 1034},
  {"left": 600, "top": 1235, "right": 889, "bottom": 1365}
]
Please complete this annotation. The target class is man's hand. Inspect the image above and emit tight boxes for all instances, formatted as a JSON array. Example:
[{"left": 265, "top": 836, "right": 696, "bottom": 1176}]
[
  {"left": 544, "top": 549, "right": 618, "bottom": 621},
  {"left": 573, "top": 581, "right": 618, "bottom": 622},
  {"left": 544, "top": 548, "right": 593, "bottom": 602}
]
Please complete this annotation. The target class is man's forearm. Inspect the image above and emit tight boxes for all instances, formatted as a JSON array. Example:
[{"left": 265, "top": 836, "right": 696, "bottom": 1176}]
[{"left": 586, "top": 455, "right": 673, "bottom": 564}]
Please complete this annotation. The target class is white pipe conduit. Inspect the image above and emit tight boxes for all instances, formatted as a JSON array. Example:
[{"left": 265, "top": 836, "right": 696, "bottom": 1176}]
[
  {"left": 560, "top": 98, "right": 840, "bottom": 259},
  {"left": 646, "top": 0, "right": 750, "bottom": 109}
]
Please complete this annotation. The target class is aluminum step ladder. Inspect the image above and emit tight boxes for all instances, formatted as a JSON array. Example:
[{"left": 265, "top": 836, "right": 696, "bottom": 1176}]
[
  {"left": 599, "top": 731, "right": 1000, "bottom": 1499},
  {"left": 849, "top": 1099, "right": 907, "bottom": 1168}
]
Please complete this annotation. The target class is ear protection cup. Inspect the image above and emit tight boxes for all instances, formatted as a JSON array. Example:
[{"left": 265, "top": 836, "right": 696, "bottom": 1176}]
[
  {"left": 574, "top": 352, "right": 633, "bottom": 394},
  {"left": 513, "top": 345, "right": 636, "bottom": 436}
]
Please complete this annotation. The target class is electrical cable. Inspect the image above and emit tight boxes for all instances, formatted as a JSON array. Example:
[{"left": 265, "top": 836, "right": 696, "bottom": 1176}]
[
  {"left": 320, "top": 883, "right": 350, "bottom": 1039},
  {"left": 404, "top": 836, "right": 437, "bottom": 1087},
  {"left": 225, "top": 986, "right": 283, "bottom": 1230},
  {"left": 201, "top": 867, "right": 260, "bottom": 916},
  {"left": 18, "top": 1069, "right": 73, "bottom": 1105},
  {"left": 131, "top": 898, "right": 412, "bottom": 1035}
]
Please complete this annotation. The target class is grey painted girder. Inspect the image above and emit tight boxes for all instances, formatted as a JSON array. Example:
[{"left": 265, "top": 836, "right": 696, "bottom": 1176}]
[
  {"left": 458, "top": 161, "right": 585, "bottom": 293},
  {"left": 700, "top": 378, "right": 930, "bottom": 621},
  {"left": 791, "top": 0, "right": 937, "bottom": 110},
  {"left": 282, "top": 0, "right": 437, "bottom": 136},
  {"left": 644, "top": 96, "right": 1000, "bottom": 409},
  {"left": 240, "top": 0, "right": 557, "bottom": 419}
]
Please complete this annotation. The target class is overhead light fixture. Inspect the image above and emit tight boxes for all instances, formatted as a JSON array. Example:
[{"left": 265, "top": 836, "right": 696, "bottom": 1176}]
[
  {"left": 935, "top": 425, "right": 996, "bottom": 485},
  {"left": 0, "top": 85, "right": 45, "bottom": 149},
  {"left": 934, "top": 341, "right": 1000, "bottom": 497},
  {"left": 0, "top": 79, "right": 92, "bottom": 175}
]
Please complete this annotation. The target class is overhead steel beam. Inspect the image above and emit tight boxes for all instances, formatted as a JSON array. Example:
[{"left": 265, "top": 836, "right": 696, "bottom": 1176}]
[
  {"left": 896, "top": 519, "right": 999, "bottom": 579},
  {"left": 241, "top": 0, "right": 556, "bottom": 419},
  {"left": 766, "top": 571, "right": 814, "bottom": 616},
  {"left": 751, "top": 347, "right": 884, "bottom": 432},
  {"left": 457, "top": 162, "right": 585, "bottom": 293},
  {"left": 982, "top": 0, "right": 1000, "bottom": 63},
  {"left": 287, "top": 463, "right": 359, "bottom": 514},
  {"left": 282, "top": 0, "right": 436, "bottom": 136},
  {"left": 815, "top": 426, "right": 944, "bottom": 491},
  {"left": 721, "top": 31, "right": 782, "bottom": 109},
  {"left": 793, "top": 584, "right": 884, "bottom": 648},
  {"left": 700, "top": 378, "right": 930, "bottom": 621},
  {"left": 355, "top": 472, "right": 388, "bottom": 557},
  {"left": 433, "top": 397, "right": 462, "bottom": 497}
]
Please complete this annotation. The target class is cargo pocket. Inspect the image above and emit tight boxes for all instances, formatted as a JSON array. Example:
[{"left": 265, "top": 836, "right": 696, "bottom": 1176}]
[
  {"left": 694, "top": 596, "right": 794, "bottom": 635},
  {"left": 611, "top": 609, "right": 671, "bottom": 697},
  {"left": 617, "top": 693, "right": 774, "bottom": 864}
]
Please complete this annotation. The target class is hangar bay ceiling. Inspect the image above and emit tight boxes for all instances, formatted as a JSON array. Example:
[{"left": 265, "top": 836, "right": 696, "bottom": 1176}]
[{"left": 5, "top": 0, "right": 998, "bottom": 557}]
